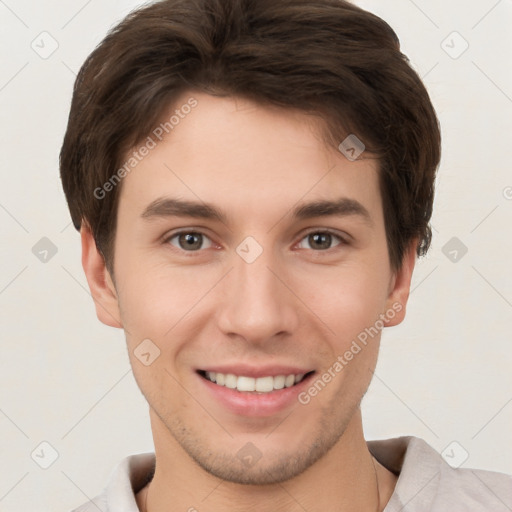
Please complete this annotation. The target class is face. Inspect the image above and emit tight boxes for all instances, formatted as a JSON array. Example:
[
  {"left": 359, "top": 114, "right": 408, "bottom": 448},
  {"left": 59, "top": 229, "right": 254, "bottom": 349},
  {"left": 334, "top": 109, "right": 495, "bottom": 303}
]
[{"left": 83, "top": 92, "right": 414, "bottom": 485}]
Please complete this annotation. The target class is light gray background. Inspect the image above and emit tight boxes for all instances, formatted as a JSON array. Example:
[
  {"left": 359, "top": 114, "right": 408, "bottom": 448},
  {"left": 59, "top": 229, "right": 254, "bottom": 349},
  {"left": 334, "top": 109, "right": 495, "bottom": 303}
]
[{"left": 0, "top": 1, "right": 511, "bottom": 511}]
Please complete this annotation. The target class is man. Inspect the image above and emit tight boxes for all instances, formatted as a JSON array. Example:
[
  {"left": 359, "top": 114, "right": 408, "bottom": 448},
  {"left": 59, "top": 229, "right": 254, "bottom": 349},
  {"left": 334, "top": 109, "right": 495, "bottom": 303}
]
[{"left": 59, "top": 0, "right": 512, "bottom": 510}]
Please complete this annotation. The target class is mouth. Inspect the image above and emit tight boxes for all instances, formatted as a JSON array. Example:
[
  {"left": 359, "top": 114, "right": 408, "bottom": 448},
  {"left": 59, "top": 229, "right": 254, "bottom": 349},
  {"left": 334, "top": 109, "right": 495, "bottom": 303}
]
[
  {"left": 196, "top": 366, "right": 317, "bottom": 416},
  {"left": 197, "top": 370, "right": 315, "bottom": 394}
]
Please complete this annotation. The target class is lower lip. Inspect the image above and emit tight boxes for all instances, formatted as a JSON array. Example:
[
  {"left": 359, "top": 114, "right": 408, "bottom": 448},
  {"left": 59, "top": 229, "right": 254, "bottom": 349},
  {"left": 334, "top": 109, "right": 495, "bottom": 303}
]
[{"left": 198, "top": 372, "right": 315, "bottom": 417}]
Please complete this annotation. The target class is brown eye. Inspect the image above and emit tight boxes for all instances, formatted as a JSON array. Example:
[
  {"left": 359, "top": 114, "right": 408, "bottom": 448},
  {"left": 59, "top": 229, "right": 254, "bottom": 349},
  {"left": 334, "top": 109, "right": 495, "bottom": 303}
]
[
  {"left": 167, "top": 232, "right": 213, "bottom": 251},
  {"left": 297, "top": 231, "right": 343, "bottom": 251}
]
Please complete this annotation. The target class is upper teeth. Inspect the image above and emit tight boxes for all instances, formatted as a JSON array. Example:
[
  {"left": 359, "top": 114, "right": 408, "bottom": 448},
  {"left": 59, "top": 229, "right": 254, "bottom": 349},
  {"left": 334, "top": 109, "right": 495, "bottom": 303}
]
[{"left": 205, "top": 372, "right": 306, "bottom": 393}]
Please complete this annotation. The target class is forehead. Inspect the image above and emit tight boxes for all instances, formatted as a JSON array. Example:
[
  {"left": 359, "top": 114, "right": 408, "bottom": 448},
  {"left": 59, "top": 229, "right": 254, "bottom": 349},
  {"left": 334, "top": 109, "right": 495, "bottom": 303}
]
[{"left": 116, "top": 92, "right": 382, "bottom": 225}]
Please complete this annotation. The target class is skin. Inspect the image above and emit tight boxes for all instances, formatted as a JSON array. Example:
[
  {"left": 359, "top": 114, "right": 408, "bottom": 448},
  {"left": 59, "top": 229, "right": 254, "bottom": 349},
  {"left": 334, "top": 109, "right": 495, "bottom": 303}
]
[{"left": 81, "top": 92, "right": 417, "bottom": 511}]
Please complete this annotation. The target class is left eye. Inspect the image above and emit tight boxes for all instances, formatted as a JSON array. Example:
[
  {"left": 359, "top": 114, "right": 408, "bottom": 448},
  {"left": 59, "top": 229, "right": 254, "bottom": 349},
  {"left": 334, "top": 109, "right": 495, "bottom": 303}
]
[
  {"left": 167, "top": 232, "right": 213, "bottom": 251},
  {"left": 297, "top": 231, "right": 344, "bottom": 251}
]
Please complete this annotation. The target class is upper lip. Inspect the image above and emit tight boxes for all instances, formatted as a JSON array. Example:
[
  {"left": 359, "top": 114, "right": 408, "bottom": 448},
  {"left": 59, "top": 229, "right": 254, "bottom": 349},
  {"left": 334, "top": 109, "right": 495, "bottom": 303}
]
[{"left": 198, "top": 365, "right": 314, "bottom": 378}]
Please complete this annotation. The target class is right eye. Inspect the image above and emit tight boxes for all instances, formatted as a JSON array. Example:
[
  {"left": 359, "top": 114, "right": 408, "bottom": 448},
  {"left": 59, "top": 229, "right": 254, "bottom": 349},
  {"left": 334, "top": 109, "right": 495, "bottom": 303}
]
[{"left": 165, "top": 231, "right": 214, "bottom": 252}]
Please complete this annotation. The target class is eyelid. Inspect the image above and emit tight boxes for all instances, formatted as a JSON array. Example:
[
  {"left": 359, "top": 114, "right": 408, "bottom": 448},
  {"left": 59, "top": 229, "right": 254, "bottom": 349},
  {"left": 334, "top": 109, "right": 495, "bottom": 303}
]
[
  {"left": 162, "top": 226, "right": 213, "bottom": 241},
  {"left": 299, "top": 227, "right": 350, "bottom": 241}
]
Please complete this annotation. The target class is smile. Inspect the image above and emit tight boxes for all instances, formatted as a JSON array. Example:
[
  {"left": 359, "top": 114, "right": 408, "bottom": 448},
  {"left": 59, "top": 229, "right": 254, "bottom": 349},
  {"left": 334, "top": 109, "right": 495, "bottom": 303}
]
[{"left": 201, "top": 371, "right": 310, "bottom": 393}]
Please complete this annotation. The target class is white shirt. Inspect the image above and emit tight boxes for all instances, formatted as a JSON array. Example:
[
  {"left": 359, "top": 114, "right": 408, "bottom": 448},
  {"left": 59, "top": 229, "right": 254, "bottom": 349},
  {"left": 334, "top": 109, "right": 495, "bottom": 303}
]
[{"left": 71, "top": 436, "right": 512, "bottom": 511}]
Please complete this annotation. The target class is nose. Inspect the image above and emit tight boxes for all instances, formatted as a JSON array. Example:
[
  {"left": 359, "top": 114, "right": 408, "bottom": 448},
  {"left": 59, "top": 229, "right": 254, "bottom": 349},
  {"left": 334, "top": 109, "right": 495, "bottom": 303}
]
[{"left": 216, "top": 243, "right": 300, "bottom": 345}]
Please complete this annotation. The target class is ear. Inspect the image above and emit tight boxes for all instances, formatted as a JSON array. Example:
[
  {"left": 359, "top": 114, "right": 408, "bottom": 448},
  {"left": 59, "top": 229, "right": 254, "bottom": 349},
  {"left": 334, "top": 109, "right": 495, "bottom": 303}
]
[
  {"left": 383, "top": 239, "right": 418, "bottom": 327},
  {"left": 80, "top": 223, "right": 123, "bottom": 328}
]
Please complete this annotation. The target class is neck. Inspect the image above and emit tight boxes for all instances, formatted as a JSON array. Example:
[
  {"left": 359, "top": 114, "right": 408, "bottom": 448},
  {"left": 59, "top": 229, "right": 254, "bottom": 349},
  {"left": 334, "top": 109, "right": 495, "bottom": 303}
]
[{"left": 136, "top": 409, "right": 397, "bottom": 512}]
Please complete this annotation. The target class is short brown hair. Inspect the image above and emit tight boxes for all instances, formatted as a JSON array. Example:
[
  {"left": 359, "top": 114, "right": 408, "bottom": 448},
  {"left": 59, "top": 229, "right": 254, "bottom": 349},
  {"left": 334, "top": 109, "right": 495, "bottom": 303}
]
[{"left": 60, "top": 0, "right": 441, "bottom": 273}]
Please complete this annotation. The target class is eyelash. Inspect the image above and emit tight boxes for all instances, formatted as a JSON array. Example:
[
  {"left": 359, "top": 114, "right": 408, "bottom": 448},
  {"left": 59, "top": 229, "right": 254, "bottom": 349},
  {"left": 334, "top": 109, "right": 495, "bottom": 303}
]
[{"left": 163, "top": 229, "right": 348, "bottom": 255}]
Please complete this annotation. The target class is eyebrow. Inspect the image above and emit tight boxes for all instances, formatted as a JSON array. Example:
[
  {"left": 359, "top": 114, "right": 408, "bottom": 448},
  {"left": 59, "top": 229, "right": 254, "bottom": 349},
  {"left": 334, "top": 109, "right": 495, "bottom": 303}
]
[{"left": 141, "top": 197, "right": 373, "bottom": 226}]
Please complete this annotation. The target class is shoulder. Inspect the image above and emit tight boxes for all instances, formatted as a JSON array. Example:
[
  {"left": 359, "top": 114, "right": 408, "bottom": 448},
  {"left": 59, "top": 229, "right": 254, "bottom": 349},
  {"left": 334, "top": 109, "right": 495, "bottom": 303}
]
[
  {"left": 434, "top": 460, "right": 512, "bottom": 510},
  {"left": 69, "top": 452, "right": 155, "bottom": 512},
  {"left": 369, "top": 436, "right": 512, "bottom": 511}
]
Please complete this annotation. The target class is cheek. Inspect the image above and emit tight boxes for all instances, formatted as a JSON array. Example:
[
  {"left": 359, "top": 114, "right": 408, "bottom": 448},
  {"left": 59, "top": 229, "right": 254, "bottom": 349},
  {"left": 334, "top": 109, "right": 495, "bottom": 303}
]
[
  {"left": 115, "top": 262, "right": 201, "bottom": 399},
  {"left": 296, "top": 264, "right": 390, "bottom": 340},
  {"left": 115, "top": 255, "right": 221, "bottom": 344}
]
